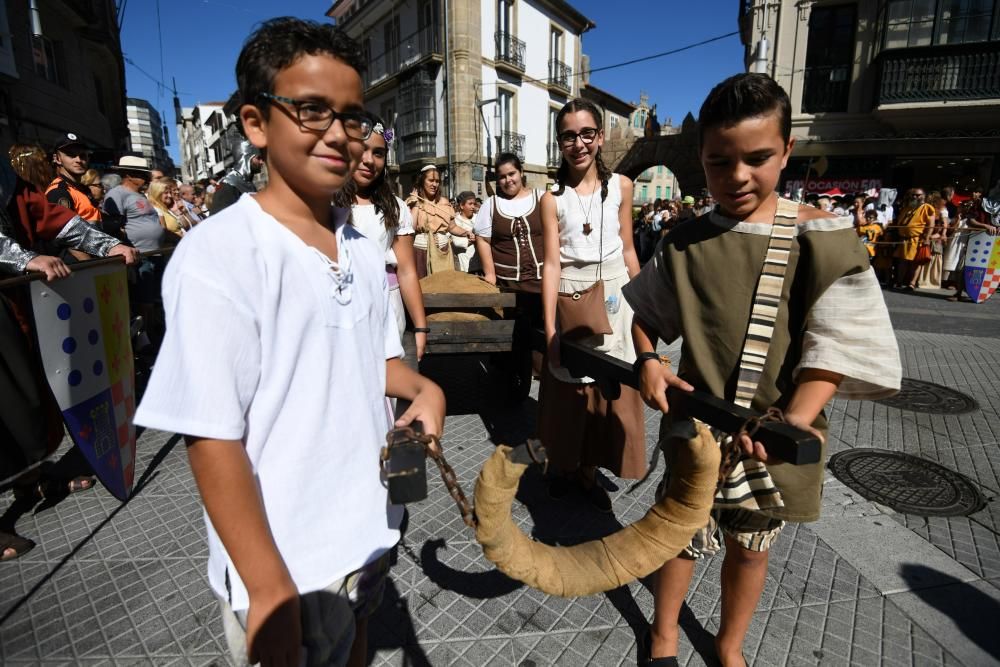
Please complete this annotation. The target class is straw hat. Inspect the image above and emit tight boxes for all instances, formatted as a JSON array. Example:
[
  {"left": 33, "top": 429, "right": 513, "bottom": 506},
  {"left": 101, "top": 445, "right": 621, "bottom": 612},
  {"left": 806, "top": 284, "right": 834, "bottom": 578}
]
[{"left": 109, "top": 155, "right": 152, "bottom": 175}]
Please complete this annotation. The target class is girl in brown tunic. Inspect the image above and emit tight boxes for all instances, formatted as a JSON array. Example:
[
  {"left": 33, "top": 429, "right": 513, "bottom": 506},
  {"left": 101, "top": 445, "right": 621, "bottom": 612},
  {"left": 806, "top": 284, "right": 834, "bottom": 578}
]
[
  {"left": 474, "top": 153, "right": 546, "bottom": 397},
  {"left": 406, "top": 165, "right": 473, "bottom": 278}
]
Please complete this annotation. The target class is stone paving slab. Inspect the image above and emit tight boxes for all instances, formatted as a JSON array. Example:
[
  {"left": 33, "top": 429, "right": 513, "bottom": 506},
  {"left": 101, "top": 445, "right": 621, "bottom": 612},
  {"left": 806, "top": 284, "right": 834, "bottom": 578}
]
[{"left": 4, "top": 311, "right": 1000, "bottom": 665}]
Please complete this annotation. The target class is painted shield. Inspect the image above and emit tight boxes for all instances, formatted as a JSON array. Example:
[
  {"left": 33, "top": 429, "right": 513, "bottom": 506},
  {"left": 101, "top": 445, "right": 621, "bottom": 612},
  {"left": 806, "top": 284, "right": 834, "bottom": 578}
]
[
  {"left": 30, "top": 262, "right": 136, "bottom": 500},
  {"left": 964, "top": 232, "right": 1000, "bottom": 304}
]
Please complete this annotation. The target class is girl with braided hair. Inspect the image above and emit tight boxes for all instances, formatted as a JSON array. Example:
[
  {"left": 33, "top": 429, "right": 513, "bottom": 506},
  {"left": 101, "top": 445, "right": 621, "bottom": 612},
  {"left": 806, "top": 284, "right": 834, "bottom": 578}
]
[
  {"left": 538, "top": 98, "right": 645, "bottom": 512},
  {"left": 335, "top": 118, "right": 430, "bottom": 359}
]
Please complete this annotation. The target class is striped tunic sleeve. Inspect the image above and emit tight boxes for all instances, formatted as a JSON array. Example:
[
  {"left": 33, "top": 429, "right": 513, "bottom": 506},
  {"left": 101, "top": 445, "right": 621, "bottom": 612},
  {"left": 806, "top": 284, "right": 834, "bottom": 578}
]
[{"left": 795, "top": 267, "right": 901, "bottom": 400}]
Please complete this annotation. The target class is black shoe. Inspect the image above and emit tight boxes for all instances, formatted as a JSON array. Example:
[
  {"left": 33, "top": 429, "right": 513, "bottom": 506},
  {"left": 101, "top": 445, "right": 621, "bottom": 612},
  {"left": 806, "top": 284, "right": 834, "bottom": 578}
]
[
  {"left": 640, "top": 629, "right": 679, "bottom": 667},
  {"left": 585, "top": 482, "right": 613, "bottom": 513}
]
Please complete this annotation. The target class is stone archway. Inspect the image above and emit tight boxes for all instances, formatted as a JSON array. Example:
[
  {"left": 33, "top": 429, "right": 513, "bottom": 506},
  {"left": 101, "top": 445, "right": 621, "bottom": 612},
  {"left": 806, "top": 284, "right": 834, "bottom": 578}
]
[{"left": 614, "top": 113, "right": 705, "bottom": 197}]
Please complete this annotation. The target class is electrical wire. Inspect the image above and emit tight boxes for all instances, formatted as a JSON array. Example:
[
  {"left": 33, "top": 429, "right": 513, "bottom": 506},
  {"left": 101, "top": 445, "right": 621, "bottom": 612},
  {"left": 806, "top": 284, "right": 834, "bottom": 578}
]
[
  {"left": 366, "top": 27, "right": 740, "bottom": 88},
  {"left": 583, "top": 32, "right": 740, "bottom": 78},
  {"left": 155, "top": 0, "right": 165, "bottom": 104},
  {"left": 123, "top": 56, "right": 192, "bottom": 96},
  {"left": 117, "top": 0, "right": 128, "bottom": 29}
]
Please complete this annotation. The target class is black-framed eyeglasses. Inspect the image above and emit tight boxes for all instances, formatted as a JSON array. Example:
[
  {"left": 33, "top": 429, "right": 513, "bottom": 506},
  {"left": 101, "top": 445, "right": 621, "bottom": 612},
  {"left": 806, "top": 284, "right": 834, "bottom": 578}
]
[
  {"left": 557, "top": 127, "right": 599, "bottom": 147},
  {"left": 257, "top": 93, "right": 374, "bottom": 140}
]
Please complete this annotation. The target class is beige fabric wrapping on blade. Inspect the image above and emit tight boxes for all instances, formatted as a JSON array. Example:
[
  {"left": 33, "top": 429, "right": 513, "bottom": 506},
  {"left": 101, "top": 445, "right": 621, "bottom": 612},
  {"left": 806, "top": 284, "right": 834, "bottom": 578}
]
[{"left": 474, "top": 422, "right": 720, "bottom": 597}]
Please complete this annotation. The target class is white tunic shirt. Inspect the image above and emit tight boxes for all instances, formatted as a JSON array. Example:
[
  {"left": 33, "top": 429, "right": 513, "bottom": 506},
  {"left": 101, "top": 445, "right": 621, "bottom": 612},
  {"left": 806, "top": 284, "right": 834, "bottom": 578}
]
[
  {"left": 134, "top": 194, "right": 404, "bottom": 611},
  {"left": 349, "top": 196, "right": 414, "bottom": 267},
  {"left": 473, "top": 191, "right": 544, "bottom": 238},
  {"left": 554, "top": 173, "right": 625, "bottom": 266}
]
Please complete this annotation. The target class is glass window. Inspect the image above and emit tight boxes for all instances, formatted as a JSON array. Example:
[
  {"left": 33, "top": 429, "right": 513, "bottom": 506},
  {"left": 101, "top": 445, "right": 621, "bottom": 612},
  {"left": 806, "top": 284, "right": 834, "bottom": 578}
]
[
  {"left": 641, "top": 184, "right": 648, "bottom": 201},
  {"left": 886, "top": 0, "right": 937, "bottom": 48},
  {"left": 549, "top": 28, "right": 563, "bottom": 63},
  {"left": 936, "top": 0, "right": 993, "bottom": 44},
  {"left": 497, "top": 0, "right": 512, "bottom": 35},
  {"left": 656, "top": 185, "right": 662, "bottom": 199},
  {"left": 32, "top": 36, "right": 62, "bottom": 85},
  {"left": 657, "top": 165, "right": 663, "bottom": 174},
  {"left": 498, "top": 88, "right": 513, "bottom": 136},
  {"left": 802, "top": 4, "right": 856, "bottom": 113}
]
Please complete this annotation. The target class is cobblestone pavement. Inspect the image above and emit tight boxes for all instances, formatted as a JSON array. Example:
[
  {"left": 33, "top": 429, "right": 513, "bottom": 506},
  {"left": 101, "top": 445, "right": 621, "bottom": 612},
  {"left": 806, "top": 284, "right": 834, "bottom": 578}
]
[{"left": 1, "top": 288, "right": 998, "bottom": 666}]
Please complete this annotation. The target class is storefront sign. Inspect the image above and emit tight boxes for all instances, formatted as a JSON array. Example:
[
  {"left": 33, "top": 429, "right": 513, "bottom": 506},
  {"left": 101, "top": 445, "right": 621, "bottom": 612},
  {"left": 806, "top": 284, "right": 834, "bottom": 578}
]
[{"left": 784, "top": 178, "right": 883, "bottom": 193}]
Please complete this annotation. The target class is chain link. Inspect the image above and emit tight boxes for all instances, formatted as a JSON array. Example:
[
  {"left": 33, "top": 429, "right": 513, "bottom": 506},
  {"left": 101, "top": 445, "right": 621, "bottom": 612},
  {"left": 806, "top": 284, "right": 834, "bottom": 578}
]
[{"left": 426, "top": 444, "right": 477, "bottom": 528}]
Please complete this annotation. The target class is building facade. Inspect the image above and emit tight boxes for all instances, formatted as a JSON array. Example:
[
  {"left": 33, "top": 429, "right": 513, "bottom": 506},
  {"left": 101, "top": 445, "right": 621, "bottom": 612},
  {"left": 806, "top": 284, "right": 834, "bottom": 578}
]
[
  {"left": 634, "top": 164, "right": 681, "bottom": 204},
  {"left": 178, "top": 102, "right": 230, "bottom": 183},
  {"left": 126, "top": 98, "right": 173, "bottom": 173},
  {"left": 581, "top": 81, "right": 635, "bottom": 171},
  {"left": 0, "top": 0, "right": 128, "bottom": 162},
  {"left": 742, "top": 0, "right": 1000, "bottom": 196},
  {"left": 327, "top": 0, "right": 594, "bottom": 196},
  {"left": 617, "top": 92, "right": 682, "bottom": 203}
]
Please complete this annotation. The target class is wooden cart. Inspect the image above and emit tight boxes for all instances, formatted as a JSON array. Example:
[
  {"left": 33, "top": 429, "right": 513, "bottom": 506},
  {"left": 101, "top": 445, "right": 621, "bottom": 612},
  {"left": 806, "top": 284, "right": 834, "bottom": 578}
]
[{"left": 407, "top": 278, "right": 533, "bottom": 402}]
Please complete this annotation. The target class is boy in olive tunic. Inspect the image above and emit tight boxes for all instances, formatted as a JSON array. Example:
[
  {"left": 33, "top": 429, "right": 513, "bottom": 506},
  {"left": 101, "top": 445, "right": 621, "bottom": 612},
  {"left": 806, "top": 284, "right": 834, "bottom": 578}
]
[{"left": 623, "top": 74, "right": 900, "bottom": 666}]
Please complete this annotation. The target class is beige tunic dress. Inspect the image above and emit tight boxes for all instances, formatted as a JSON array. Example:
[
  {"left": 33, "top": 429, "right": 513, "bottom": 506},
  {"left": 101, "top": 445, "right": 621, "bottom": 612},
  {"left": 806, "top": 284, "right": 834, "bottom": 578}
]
[
  {"left": 408, "top": 195, "right": 456, "bottom": 277},
  {"left": 623, "top": 210, "right": 901, "bottom": 522}
]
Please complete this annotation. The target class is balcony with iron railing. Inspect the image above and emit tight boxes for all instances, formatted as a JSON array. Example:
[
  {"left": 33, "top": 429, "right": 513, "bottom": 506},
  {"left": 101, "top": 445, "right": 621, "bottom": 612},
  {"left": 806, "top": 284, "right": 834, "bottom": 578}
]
[
  {"left": 548, "top": 59, "right": 572, "bottom": 94},
  {"left": 495, "top": 31, "right": 526, "bottom": 74},
  {"left": 547, "top": 142, "right": 561, "bottom": 168},
  {"left": 874, "top": 41, "right": 1000, "bottom": 106},
  {"left": 499, "top": 131, "right": 526, "bottom": 162},
  {"left": 363, "top": 24, "right": 443, "bottom": 91}
]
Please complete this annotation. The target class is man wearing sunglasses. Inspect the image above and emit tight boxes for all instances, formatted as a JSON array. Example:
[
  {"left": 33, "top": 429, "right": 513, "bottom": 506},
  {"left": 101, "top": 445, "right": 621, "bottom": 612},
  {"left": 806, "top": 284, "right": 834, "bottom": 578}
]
[{"left": 209, "top": 138, "right": 265, "bottom": 215}]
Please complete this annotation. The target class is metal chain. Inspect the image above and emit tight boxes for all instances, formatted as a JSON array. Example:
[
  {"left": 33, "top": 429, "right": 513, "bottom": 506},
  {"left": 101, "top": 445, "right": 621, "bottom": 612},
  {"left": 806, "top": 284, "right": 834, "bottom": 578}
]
[{"left": 425, "top": 440, "right": 477, "bottom": 528}]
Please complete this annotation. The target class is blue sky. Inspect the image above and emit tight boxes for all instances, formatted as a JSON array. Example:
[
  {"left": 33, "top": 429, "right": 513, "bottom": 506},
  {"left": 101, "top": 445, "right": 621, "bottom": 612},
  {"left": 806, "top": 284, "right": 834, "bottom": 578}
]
[{"left": 120, "top": 0, "right": 746, "bottom": 163}]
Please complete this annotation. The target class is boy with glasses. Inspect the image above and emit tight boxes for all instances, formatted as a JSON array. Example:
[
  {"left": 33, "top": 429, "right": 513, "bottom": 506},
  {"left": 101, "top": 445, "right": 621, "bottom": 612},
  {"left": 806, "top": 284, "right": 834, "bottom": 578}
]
[{"left": 134, "top": 17, "right": 446, "bottom": 666}]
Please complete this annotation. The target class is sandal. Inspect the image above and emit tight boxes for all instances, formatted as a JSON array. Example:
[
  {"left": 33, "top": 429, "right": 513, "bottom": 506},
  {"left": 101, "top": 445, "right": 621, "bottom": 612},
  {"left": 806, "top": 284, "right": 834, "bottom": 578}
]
[
  {"left": 0, "top": 531, "right": 36, "bottom": 561},
  {"left": 66, "top": 475, "right": 96, "bottom": 494},
  {"left": 640, "top": 630, "right": 679, "bottom": 667},
  {"left": 13, "top": 475, "right": 95, "bottom": 502}
]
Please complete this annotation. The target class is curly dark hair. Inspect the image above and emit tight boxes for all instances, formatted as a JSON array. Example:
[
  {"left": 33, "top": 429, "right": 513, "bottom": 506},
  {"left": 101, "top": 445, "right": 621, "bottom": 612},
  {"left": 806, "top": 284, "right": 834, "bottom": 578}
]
[
  {"left": 334, "top": 118, "right": 400, "bottom": 232},
  {"left": 552, "top": 98, "right": 612, "bottom": 201},
  {"left": 236, "top": 17, "right": 365, "bottom": 117}
]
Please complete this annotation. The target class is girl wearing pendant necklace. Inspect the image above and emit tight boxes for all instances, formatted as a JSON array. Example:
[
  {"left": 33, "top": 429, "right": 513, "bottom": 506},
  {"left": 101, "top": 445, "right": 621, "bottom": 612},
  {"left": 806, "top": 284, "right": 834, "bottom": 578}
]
[{"left": 538, "top": 98, "right": 646, "bottom": 513}]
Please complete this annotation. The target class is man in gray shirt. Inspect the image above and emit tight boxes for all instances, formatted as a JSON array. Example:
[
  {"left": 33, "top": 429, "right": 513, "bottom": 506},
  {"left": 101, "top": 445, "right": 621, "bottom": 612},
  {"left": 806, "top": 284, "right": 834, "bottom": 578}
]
[{"left": 103, "top": 156, "right": 167, "bottom": 252}]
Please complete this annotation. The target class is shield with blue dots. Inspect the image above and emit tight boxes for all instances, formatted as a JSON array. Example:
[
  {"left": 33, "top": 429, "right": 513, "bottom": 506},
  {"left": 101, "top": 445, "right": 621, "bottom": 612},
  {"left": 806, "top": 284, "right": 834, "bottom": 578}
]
[
  {"left": 30, "top": 262, "right": 136, "bottom": 500},
  {"left": 964, "top": 232, "right": 999, "bottom": 304}
]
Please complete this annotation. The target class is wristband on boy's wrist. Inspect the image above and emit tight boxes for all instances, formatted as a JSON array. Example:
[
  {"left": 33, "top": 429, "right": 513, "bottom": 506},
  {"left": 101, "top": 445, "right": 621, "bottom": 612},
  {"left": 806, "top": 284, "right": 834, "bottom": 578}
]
[
  {"left": 633, "top": 352, "right": 669, "bottom": 377},
  {"left": 412, "top": 327, "right": 430, "bottom": 334}
]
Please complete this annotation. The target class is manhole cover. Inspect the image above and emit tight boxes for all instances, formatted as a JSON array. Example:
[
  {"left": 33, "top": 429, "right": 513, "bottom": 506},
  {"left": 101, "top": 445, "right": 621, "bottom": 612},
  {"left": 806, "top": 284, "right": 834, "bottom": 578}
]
[
  {"left": 828, "top": 449, "right": 985, "bottom": 516},
  {"left": 875, "top": 378, "right": 978, "bottom": 414}
]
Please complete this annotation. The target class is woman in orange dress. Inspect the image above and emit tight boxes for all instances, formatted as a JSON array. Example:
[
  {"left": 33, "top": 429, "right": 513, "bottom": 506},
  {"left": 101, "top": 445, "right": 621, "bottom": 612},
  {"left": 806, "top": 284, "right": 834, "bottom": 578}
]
[{"left": 893, "top": 188, "right": 935, "bottom": 290}]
